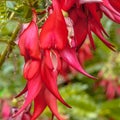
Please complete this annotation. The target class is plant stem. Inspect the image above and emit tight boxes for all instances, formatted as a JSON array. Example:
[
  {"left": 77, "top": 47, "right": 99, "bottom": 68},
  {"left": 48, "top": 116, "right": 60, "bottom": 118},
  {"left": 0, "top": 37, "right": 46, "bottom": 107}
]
[
  {"left": 0, "top": 5, "right": 31, "bottom": 68},
  {"left": 0, "top": 23, "right": 21, "bottom": 67}
]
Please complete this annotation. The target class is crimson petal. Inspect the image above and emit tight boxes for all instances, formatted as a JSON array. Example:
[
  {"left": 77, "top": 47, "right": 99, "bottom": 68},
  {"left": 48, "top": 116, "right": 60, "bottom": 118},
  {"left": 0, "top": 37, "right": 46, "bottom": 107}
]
[
  {"left": 13, "top": 74, "right": 42, "bottom": 117},
  {"left": 19, "top": 21, "right": 40, "bottom": 59},
  {"left": 24, "top": 60, "right": 40, "bottom": 80},
  {"left": 15, "top": 84, "right": 27, "bottom": 98},
  {"left": 109, "top": 0, "right": 120, "bottom": 13},
  {"left": 39, "top": 0, "right": 68, "bottom": 49},
  {"left": 61, "top": 0, "right": 76, "bottom": 11},
  {"left": 41, "top": 64, "right": 70, "bottom": 108},
  {"left": 44, "top": 89, "right": 64, "bottom": 120},
  {"left": 90, "top": 20, "right": 115, "bottom": 51},
  {"left": 101, "top": 5, "right": 120, "bottom": 23},
  {"left": 69, "top": 7, "right": 88, "bottom": 47},
  {"left": 80, "top": 0, "right": 102, "bottom": 4},
  {"left": 60, "top": 47, "right": 96, "bottom": 79},
  {"left": 101, "top": 0, "right": 120, "bottom": 23},
  {"left": 31, "top": 88, "right": 47, "bottom": 120},
  {"left": 87, "top": 3, "right": 108, "bottom": 37}
]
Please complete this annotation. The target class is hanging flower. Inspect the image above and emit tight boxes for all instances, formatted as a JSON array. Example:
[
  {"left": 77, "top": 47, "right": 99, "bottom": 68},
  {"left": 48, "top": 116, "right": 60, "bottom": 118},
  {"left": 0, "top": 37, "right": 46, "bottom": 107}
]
[
  {"left": 96, "top": 52, "right": 120, "bottom": 99},
  {"left": 39, "top": 0, "right": 68, "bottom": 49},
  {"left": 14, "top": 6, "right": 70, "bottom": 120},
  {"left": 97, "top": 75, "right": 120, "bottom": 99},
  {"left": 59, "top": 40, "right": 93, "bottom": 81},
  {"left": 60, "top": 0, "right": 120, "bottom": 50},
  {"left": 14, "top": 0, "right": 120, "bottom": 120},
  {"left": 18, "top": 9, "right": 40, "bottom": 61}
]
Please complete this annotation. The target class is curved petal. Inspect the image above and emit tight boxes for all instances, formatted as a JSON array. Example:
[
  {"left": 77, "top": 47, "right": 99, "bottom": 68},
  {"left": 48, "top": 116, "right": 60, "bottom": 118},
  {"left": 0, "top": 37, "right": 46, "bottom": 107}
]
[
  {"left": 41, "top": 62, "right": 70, "bottom": 108},
  {"left": 101, "top": 0, "right": 120, "bottom": 23},
  {"left": 60, "top": 47, "right": 96, "bottom": 79},
  {"left": 19, "top": 21, "right": 40, "bottom": 59},
  {"left": 13, "top": 74, "right": 42, "bottom": 117},
  {"left": 44, "top": 89, "right": 64, "bottom": 120},
  {"left": 31, "top": 88, "right": 47, "bottom": 120},
  {"left": 24, "top": 60, "right": 40, "bottom": 80},
  {"left": 90, "top": 19, "right": 115, "bottom": 51},
  {"left": 15, "top": 84, "right": 28, "bottom": 98},
  {"left": 39, "top": 0, "right": 68, "bottom": 49},
  {"left": 80, "top": 0, "right": 102, "bottom": 4},
  {"left": 61, "top": 0, "right": 75, "bottom": 11},
  {"left": 109, "top": 0, "right": 120, "bottom": 13},
  {"left": 69, "top": 7, "right": 88, "bottom": 47}
]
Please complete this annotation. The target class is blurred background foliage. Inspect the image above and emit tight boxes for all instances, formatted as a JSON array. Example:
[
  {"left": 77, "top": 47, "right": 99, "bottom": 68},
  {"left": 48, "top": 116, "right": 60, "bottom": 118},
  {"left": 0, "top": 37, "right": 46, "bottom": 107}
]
[{"left": 0, "top": 0, "right": 120, "bottom": 120}]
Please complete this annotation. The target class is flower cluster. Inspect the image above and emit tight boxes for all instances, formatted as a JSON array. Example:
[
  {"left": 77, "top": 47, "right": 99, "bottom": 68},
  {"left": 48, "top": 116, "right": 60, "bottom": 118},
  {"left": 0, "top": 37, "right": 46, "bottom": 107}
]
[
  {"left": 97, "top": 71, "right": 120, "bottom": 100},
  {"left": 15, "top": 0, "right": 120, "bottom": 120},
  {"left": 60, "top": 41, "right": 93, "bottom": 82},
  {"left": 96, "top": 51, "right": 120, "bottom": 100}
]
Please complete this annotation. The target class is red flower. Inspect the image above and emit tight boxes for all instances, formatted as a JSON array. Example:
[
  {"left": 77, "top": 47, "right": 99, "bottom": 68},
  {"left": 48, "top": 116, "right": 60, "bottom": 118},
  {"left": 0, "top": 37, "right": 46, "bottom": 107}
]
[
  {"left": 109, "top": 0, "right": 120, "bottom": 13},
  {"left": 15, "top": 51, "right": 70, "bottom": 120},
  {"left": 39, "top": 0, "right": 68, "bottom": 49},
  {"left": 60, "top": 0, "right": 120, "bottom": 50},
  {"left": 60, "top": 46, "right": 95, "bottom": 79},
  {"left": 15, "top": 7, "right": 71, "bottom": 119},
  {"left": 41, "top": 50, "right": 69, "bottom": 106},
  {"left": 97, "top": 72, "right": 120, "bottom": 99},
  {"left": 18, "top": 9, "right": 40, "bottom": 60},
  {"left": 60, "top": 41, "right": 93, "bottom": 81},
  {"left": 100, "top": 79, "right": 120, "bottom": 99},
  {"left": 101, "top": 0, "right": 120, "bottom": 23},
  {"left": 32, "top": 87, "right": 64, "bottom": 120},
  {"left": 15, "top": 0, "right": 120, "bottom": 119}
]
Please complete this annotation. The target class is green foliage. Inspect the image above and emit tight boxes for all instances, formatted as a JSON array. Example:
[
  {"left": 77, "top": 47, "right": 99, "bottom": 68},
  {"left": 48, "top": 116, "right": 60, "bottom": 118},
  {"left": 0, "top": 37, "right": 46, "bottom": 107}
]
[
  {"left": 0, "top": 46, "right": 25, "bottom": 98},
  {"left": 100, "top": 99, "right": 120, "bottom": 120},
  {"left": 59, "top": 83, "right": 98, "bottom": 120}
]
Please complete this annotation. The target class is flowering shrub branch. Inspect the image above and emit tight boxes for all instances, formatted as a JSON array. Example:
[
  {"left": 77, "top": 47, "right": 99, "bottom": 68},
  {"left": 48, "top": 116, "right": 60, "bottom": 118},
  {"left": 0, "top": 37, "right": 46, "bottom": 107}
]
[{"left": 0, "top": 0, "right": 120, "bottom": 120}]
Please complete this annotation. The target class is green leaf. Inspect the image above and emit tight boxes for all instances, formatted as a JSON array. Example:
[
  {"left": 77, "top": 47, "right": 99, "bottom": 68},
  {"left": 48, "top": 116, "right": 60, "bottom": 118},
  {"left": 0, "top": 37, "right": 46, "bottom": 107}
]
[{"left": 100, "top": 99, "right": 120, "bottom": 120}]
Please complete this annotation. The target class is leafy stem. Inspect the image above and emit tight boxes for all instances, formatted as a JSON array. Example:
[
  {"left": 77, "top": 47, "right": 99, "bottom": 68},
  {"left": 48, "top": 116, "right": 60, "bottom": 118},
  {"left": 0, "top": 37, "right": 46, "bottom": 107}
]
[{"left": 0, "top": 23, "right": 21, "bottom": 67}]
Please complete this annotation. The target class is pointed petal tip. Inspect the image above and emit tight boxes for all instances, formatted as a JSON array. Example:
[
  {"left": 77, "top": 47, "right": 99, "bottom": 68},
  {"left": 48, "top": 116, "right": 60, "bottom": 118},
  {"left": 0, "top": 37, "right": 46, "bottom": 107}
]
[
  {"left": 81, "top": 70, "right": 97, "bottom": 80},
  {"left": 15, "top": 85, "right": 27, "bottom": 98},
  {"left": 106, "top": 43, "right": 116, "bottom": 51},
  {"left": 60, "top": 47, "right": 97, "bottom": 80},
  {"left": 66, "top": 103, "right": 72, "bottom": 108},
  {"left": 110, "top": 45, "right": 116, "bottom": 52}
]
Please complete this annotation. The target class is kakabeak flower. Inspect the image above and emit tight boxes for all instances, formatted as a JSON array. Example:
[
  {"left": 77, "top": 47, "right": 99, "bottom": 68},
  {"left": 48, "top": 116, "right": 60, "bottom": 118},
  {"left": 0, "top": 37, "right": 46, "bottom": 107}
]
[
  {"left": 14, "top": 5, "right": 70, "bottom": 120},
  {"left": 39, "top": 0, "right": 68, "bottom": 49},
  {"left": 14, "top": 0, "right": 120, "bottom": 120},
  {"left": 60, "top": 41, "right": 93, "bottom": 81},
  {"left": 60, "top": 0, "right": 120, "bottom": 50},
  {"left": 97, "top": 77, "right": 120, "bottom": 99},
  {"left": 96, "top": 71, "right": 120, "bottom": 99}
]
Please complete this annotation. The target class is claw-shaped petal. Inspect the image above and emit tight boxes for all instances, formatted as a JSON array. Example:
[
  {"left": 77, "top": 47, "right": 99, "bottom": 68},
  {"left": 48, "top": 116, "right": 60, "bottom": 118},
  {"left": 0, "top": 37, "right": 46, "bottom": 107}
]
[
  {"left": 32, "top": 88, "right": 47, "bottom": 120},
  {"left": 60, "top": 47, "right": 96, "bottom": 79},
  {"left": 39, "top": 0, "right": 68, "bottom": 49},
  {"left": 13, "top": 74, "right": 42, "bottom": 117}
]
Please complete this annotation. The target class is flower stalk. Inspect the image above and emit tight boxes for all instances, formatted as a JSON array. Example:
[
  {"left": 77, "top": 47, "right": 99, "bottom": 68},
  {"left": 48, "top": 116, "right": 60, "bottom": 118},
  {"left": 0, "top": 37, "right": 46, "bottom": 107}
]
[{"left": 0, "top": 23, "right": 21, "bottom": 67}]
